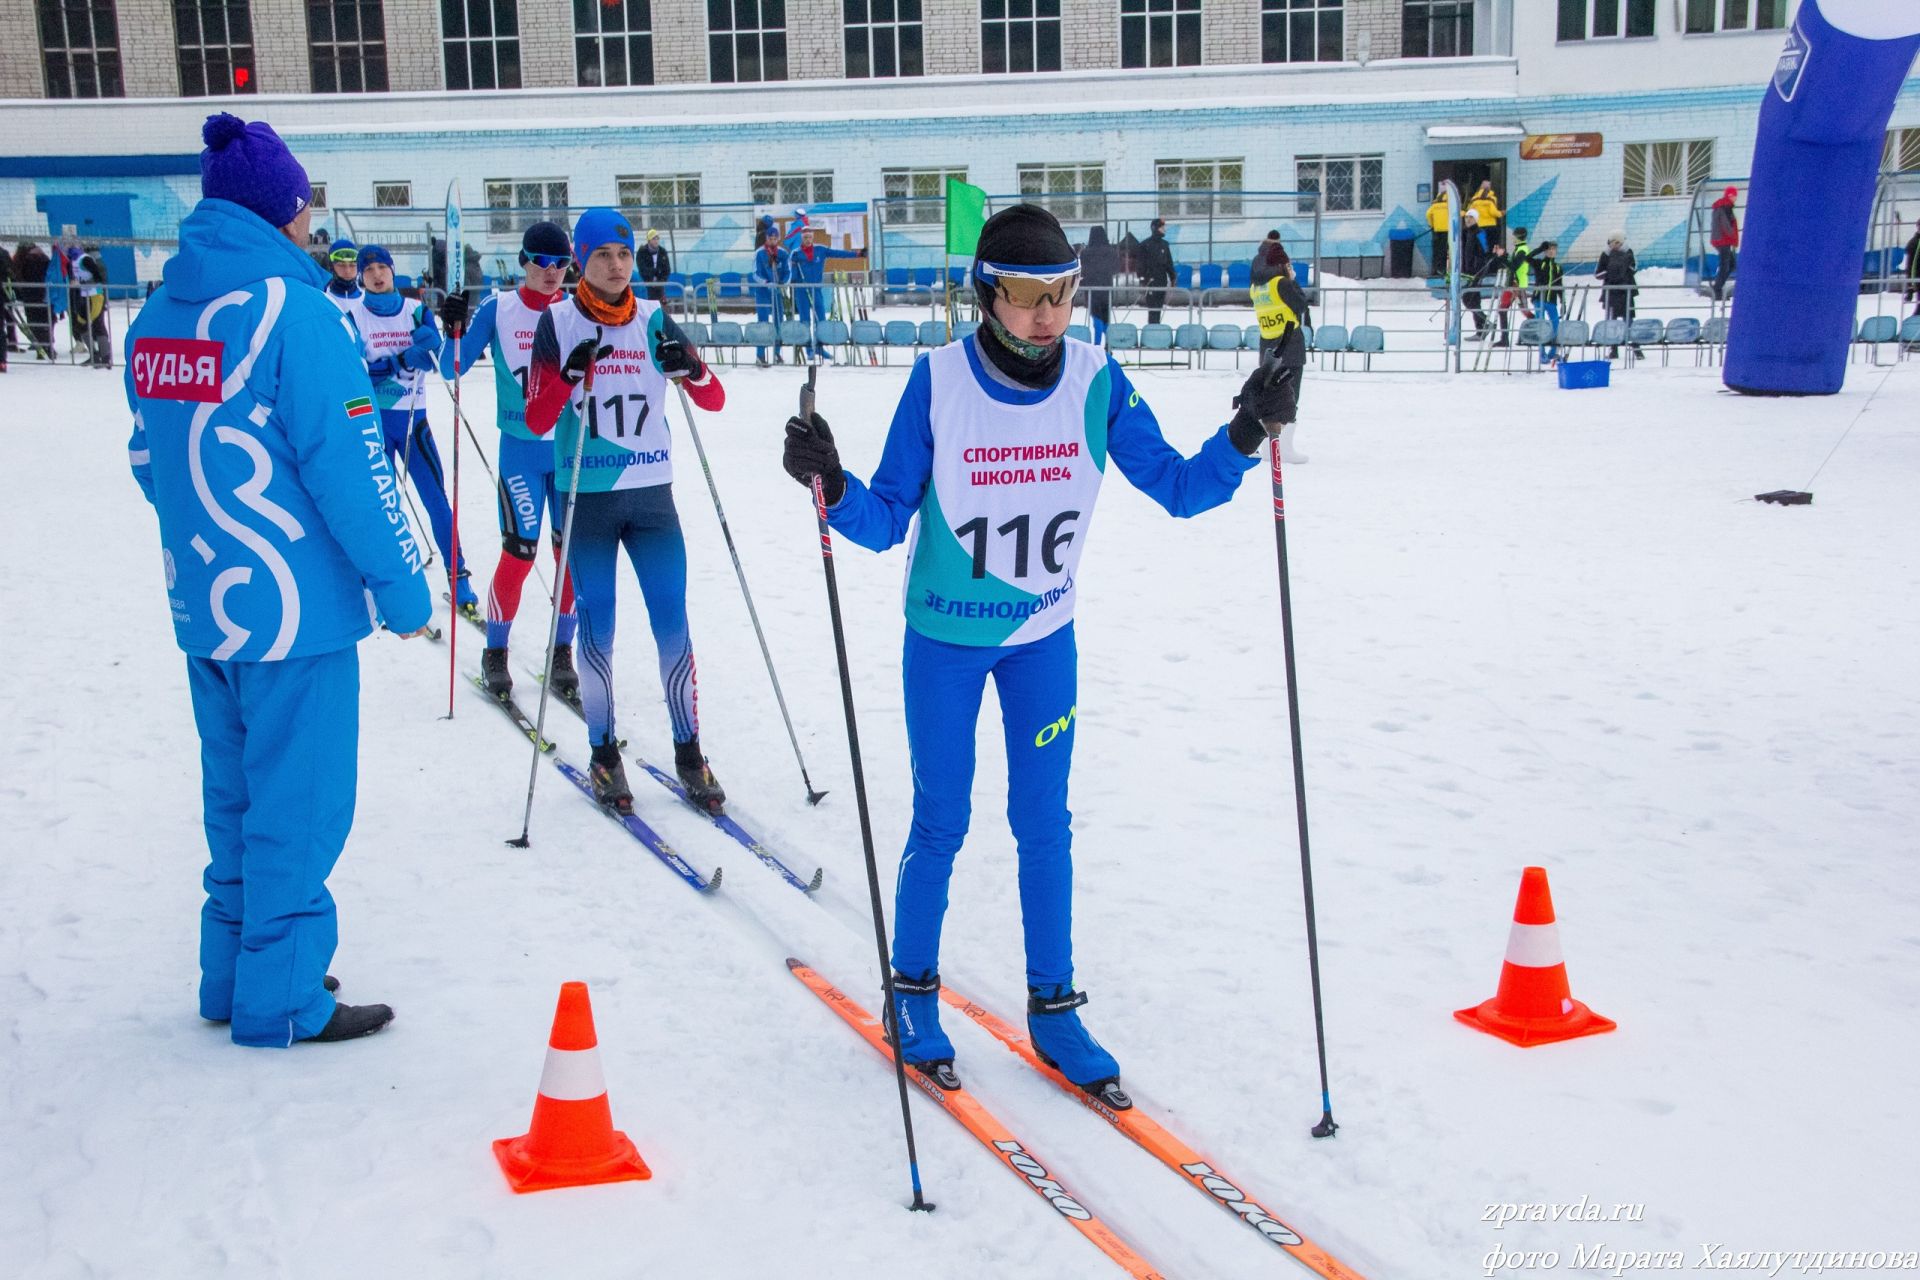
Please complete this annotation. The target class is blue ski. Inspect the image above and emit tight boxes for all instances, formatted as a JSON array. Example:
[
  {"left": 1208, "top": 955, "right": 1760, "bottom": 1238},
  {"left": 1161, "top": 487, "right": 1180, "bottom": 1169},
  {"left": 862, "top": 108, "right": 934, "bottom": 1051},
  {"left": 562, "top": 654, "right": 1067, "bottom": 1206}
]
[
  {"left": 553, "top": 758, "right": 721, "bottom": 894},
  {"left": 630, "top": 756, "right": 823, "bottom": 893}
]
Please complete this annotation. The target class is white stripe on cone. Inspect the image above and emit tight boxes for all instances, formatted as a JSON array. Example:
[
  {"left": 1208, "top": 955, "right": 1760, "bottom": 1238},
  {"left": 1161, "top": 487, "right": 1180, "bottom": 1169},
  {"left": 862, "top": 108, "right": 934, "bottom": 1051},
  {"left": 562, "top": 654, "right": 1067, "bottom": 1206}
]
[
  {"left": 537, "top": 1046, "right": 608, "bottom": 1102},
  {"left": 1504, "top": 921, "right": 1565, "bottom": 970}
]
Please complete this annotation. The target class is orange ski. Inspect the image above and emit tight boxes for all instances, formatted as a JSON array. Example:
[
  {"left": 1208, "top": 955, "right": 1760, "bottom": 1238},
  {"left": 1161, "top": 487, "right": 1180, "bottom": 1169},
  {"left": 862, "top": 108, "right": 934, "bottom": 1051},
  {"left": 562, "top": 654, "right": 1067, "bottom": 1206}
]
[
  {"left": 940, "top": 987, "right": 1371, "bottom": 1280},
  {"left": 787, "top": 960, "right": 1167, "bottom": 1280}
]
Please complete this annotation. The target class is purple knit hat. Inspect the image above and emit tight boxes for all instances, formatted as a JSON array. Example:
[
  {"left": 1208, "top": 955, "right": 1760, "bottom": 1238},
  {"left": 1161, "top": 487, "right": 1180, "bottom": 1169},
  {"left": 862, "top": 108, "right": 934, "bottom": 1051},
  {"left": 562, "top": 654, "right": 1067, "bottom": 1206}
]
[{"left": 200, "top": 112, "right": 312, "bottom": 229}]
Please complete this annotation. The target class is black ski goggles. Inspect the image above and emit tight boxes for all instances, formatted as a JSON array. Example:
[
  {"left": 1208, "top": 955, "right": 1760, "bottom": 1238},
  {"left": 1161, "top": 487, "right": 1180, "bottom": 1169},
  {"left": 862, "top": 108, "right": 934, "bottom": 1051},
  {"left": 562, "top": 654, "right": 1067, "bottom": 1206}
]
[
  {"left": 976, "top": 260, "right": 1081, "bottom": 309},
  {"left": 520, "top": 252, "right": 570, "bottom": 269}
]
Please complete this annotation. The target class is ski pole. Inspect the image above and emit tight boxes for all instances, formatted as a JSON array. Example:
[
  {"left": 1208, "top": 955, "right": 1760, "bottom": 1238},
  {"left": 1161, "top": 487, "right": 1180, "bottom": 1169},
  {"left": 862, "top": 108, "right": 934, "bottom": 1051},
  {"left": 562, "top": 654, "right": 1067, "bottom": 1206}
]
[
  {"left": 671, "top": 378, "right": 827, "bottom": 805},
  {"left": 798, "top": 363, "right": 932, "bottom": 1213},
  {"left": 393, "top": 437, "right": 437, "bottom": 573},
  {"left": 444, "top": 316, "right": 464, "bottom": 720},
  {"left": 509, "top": 335, "right": 597, "bottom": 849},
  {"left": 1256, "top": 351, "right": 1339, "bottom": 1141}
]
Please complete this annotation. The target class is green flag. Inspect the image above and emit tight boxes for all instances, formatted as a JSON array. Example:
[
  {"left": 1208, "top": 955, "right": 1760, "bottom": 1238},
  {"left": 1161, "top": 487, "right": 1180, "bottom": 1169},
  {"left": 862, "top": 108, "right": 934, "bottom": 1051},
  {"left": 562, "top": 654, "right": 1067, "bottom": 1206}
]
[{"left": 944, "top": 177, "right": 988, "bottom": 256}]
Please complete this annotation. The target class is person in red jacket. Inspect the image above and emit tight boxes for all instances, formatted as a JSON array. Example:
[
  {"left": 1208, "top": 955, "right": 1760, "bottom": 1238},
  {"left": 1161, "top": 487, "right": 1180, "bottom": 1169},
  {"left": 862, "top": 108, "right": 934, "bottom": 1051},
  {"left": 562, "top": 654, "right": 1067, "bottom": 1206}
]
[{"left": 1710, "top": 186, "right": 1741, "bottom": 301}]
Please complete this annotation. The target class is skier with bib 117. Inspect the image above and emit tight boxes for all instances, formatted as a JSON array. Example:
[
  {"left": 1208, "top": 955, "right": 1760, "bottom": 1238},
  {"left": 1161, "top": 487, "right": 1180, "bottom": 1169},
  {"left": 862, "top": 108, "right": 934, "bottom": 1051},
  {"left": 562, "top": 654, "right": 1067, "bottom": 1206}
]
[
  {"left": 343, "top": 244, "right": 478, "bottom": 617},
  {"left": 780, "top": 203, "right": 1297, "bottom": 1104},
  {"left": 523, "top": 208, "right": 729, "bottom": 814},
  {"left": 436, "top": 221, "right": 581, "bottom": 704}
]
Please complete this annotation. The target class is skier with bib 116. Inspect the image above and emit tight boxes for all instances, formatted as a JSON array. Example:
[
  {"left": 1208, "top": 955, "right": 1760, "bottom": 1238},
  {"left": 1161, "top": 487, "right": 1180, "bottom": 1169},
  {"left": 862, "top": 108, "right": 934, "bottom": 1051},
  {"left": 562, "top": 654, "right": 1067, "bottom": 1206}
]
[
  {"left": 436, "top": 221, "right": 581, "bottom": 703},
  {"left": 780, "top": 203, "right": 1297, "bottom": 1104},
  {"left": 342, "top": 244, "right": 477, "bottom": 618},
  {"left": 523, "top": 208, "right": 729, "bottom": 814}
]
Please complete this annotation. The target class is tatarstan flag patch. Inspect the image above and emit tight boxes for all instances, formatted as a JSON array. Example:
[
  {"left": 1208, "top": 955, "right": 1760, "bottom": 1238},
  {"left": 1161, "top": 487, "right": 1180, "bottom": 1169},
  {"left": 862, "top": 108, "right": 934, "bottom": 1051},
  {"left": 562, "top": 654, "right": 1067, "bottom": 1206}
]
[{"left": 345, "top": 396, "right": 374, "bottom": 419}]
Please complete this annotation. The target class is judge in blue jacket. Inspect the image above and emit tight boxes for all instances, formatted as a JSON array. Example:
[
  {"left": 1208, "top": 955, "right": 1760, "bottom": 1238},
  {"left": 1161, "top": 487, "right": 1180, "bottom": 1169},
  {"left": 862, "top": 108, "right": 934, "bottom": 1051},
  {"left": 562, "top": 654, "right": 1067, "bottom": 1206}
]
[
  {"left": 124, "top": 114, "right": 434, "bottom": 1048},
  {"left": 787, "top": 223, "right": 861, "bottom": 362}
]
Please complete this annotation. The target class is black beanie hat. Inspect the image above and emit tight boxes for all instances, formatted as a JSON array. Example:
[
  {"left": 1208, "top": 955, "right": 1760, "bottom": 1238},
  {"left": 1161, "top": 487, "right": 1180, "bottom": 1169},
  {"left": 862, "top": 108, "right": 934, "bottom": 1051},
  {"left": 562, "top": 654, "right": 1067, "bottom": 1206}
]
[
  {"left": 974, "top": 203, "right": 1075, "bottom": 269},
  {"left": 521, "top": 219, "right": 571, "bottom": 260}
]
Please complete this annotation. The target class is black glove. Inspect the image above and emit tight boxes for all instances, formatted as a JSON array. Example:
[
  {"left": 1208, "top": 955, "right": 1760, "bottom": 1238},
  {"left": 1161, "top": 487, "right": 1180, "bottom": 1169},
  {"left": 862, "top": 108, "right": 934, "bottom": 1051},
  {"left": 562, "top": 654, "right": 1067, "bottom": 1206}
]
[
  {"left": 563, "top": 336, "right": 611, "bottom": 385},
  {"left": 1228, "top": 360, "right": 1299, "bottom": 454},
  {"left": 783, "top": 412, "right": 845, "bottom": 507},
  {"left": 654, "top": 334, "right": 704, "bottom": 380},
  {"left": 436, "top": 291, "right": 469, "bottom": 332}
]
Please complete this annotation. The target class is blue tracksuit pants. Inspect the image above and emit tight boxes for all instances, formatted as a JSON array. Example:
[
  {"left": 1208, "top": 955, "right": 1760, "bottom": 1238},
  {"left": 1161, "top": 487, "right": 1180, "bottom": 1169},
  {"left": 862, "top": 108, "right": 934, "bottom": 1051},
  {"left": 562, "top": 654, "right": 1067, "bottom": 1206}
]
[
  {"left": 569, "top": 484, "right": 697, "bottom": 749},
  {"left": 489, "top": 432, "right": 578, "bottom": 650},
  {"left": 381, "top": 408, "right": 463, "bottom": 581},
  {"left": 892, "top": 623, "right": 1079, "bottom": 990},
  {"left": 188, "top": 647, "right": 358, "bottom": 1046},
  {"left": 1540, "top": 300, "right": 1562, "bottom": 362},
  {"left": 753, "top": 285, "right": 785, "bottom": 361}
]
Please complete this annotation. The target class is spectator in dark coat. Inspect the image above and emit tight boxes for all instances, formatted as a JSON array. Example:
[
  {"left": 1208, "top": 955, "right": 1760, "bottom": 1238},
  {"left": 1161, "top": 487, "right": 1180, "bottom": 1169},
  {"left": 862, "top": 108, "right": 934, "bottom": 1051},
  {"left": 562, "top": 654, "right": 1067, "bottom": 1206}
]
[
  {"left": 1253, "top": 229, "right": 1291, "bottom": 280},
  {"left": 12, "top": 242, "right": 54, "bottom": 357},
  {"left": 1136, "top": 217, "right": 1176, "bottom": 325},
  {"left": 1457, "top": 212, "right": 1492, "bottom": 338},
  {"left": 1710, "top": 186, "right": 1740, "bottom": 301},
  {"left": 1078, "top": 224, "right": 1120, "bottom": 344},
  {"left": 1905, "top": 216, "right": 1920, "bottom": 311},
  {"left": 1596, "top": 233, "right": 1638, "bottom": 324},
  {"left": 0, "top": 245, "right": 15, "bottom": 361},
  {"left": 1250, "top": 243, "right": 1310, "bottom": 463},
  {"left": 637, "top": 228, "right": 672, "bottom": 307}
]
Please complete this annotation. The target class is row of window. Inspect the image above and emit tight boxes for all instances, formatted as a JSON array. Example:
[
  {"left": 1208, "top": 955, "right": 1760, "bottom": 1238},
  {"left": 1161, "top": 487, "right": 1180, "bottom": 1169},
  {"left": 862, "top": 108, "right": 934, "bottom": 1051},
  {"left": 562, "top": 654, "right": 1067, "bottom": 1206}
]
[
  {"left": 1556, "top": 0, "right": 1785, "bottom": 43},
  {"left": 335, "top": 141, "right": 1754, "bottom": 243},
  {"left": 35, "top": 0, "right": 1516, "bottom": 98}
]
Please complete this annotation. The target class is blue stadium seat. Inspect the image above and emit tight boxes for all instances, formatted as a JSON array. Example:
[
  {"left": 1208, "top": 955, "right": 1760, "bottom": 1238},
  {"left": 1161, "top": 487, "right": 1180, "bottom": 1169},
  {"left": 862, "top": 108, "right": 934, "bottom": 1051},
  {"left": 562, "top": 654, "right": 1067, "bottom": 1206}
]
[
  {"left": 1899, "top": 314, "right": 1920, "bottom": 344},
  {"left": 743, "top": 321, "right": 777, "bottom": 350},
  {"left": 1173, "top": 322, "right": 1208, "bottom": 349},
  {"left": 1591, "top": 318, "right": 1630, "bottom": 349},
  {"left": 1227, "top": 262, "right": 1251, "bottom": 290},
  {"left": 884, "top": 319, "right": 918, "bottom": 345},
  {"left": 1858, "top": 314, "right": 1898, "bottom": 343},
  {"left": 1141, "top": 323, "right": 1175, "bottom": 351},
  {"left": 851, "top": 319, "right": 884, "bottom": 348},
  {"left": 1243, "top": 324, "right": 1262, "bottom": 351},
  {"left": 1066, "top": 324, "right": 1092, "bottom": 343},
  {"left": 1348, "top": 324, "right": 1385, "bottom": 370},
  {"left": 679, "top": 321, "right": 710, "bottom": 346},
  {"left": 918, "top": 319, "right": 949, "bottom": 346},
  {"left": 911, "top": 267, "right": 939, "bottom": 288},
  {"left": 1198, "top": 264, "right": 1224, "bottom": 291},
  {"left": 953, "top": 319, "right": 980, "bottom": 341},
  {"left": 710, "top": 321, "right": 744, "bottom": 348},
  {"left": 718, "top": 271, "right": 745, "bottom": 299},
  {"left": 814, "top": 319, "right": 850, "bottom": 348},
  {"left": 778, "top": 320, "right": 810, "bottom": 346},
  {"left": 1626, "top": 317, "right": 1664, "bottom": 345},
  {"left": 1106, "top": 322, "right": 1138, "bottom": 350},
  {"left": 1555, "top": 319, "right": 1590, "bottom": 352}
]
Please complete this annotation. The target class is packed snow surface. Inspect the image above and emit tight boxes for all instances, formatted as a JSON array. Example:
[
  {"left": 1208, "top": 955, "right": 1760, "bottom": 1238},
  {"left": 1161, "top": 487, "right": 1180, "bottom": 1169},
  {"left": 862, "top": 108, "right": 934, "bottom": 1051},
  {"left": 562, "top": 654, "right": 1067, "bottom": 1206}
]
[{"left": 4, "top": 345, "right": 1917, "bottom": 1279}]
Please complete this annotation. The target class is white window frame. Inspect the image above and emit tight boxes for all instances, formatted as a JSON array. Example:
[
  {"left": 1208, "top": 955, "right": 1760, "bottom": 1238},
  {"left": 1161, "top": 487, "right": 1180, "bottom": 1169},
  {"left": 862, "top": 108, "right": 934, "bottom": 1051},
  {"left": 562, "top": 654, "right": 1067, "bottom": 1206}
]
[
  {"left": 373, "top": 181, "right": 413, "bottom": 208},
  {"left": 1401, "top": 0, "right": 1475, "bottom": 58},
  {"left": 617, "top": 174, "right": 702, "bottom": 230},
  {"left": 1122, "top": 0, "right": 1201, "bottom": 69},
  {"left": 174, "top": 0, "right": 256, "bottom": 96},
  {"left": 484, "top": 179, "right": 570, "bottom": 235},
  {"left": 708, "top": 0, "right": 787, "bottom": 84},
  {"left": 1295, "top": 154, "right": 1382, "bottom": 214},
  {"left": 750, "top": 170, "right": 834, "bottom": 207},
  {"left": 882, "top": 167, "right": 966, "bottom": 224},
  {"left": 1155, "top": 159, "right": 1243, "bottom": 219},
  {"left": 844, "top": 0, "right": 923, "bottom": 77},
  {"left": 1016, "top": 162, "right": 1105, "bottom": 224},
  {"left": 981, "top": 0, "right": 1062, "bottom": 74},
  {"left": 310, "top": 183, "right": 329, "bottom": 209},
  {"left": 1682, "top": 0, "right": 1788, "bottom": 34},
  {"left": 1621, "top": 140, "right": 1713, "bottom": 200},
  {"left": 1556, "top": 0, "right": 1657, "bottom": 42},
  {"left": 1260, "top": 0, "right": 1343, "bottom": 65},
  {"left": 575, "top": 0, "right": 652, "bottom": 87},
  {"left": 39, "top": 0, "right": 124, "bottom": 98}
]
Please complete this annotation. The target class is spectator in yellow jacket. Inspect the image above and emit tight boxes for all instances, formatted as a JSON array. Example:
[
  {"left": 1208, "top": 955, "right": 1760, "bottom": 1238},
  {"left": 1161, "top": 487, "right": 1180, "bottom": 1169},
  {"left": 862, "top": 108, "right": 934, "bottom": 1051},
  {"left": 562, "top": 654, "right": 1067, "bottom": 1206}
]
[
  {"left": 1426, "top": 193, "right": 1452, "bottom": 275},
  {"left": 1469, "top": 181, "right": 1501, "bottom": 251}
]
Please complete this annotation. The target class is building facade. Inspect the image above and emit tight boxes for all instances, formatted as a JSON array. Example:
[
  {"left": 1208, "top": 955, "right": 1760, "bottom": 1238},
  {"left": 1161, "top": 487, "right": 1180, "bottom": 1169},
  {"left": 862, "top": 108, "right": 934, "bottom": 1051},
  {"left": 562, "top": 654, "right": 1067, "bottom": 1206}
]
[{"left": 2, "top": 0, "right": 1915, "bottom": 286}]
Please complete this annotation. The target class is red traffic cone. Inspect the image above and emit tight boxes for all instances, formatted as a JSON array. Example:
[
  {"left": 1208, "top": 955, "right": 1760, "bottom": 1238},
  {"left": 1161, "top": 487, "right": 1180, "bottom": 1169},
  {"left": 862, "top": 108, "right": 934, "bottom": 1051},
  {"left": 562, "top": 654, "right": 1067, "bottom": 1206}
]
[
  {"left": 1455, "top": 867, "right": 1616, "bottom": 1048},
  {"left": 493, "top": 982, "right": 653, "bottom": 1192}
]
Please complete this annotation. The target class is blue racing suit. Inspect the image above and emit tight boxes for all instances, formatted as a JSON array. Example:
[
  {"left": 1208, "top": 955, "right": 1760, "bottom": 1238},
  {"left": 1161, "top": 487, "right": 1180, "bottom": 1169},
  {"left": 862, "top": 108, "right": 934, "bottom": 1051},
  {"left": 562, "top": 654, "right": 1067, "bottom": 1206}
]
[
  {"left": 124, "top": 198, "right": 431, "bottom": 1046},
  {"left": 753, "top": 243, "right": 789, "bottom": 362},
  {"left": 788, "top": 242, "right": 860, "bottom": 355}
]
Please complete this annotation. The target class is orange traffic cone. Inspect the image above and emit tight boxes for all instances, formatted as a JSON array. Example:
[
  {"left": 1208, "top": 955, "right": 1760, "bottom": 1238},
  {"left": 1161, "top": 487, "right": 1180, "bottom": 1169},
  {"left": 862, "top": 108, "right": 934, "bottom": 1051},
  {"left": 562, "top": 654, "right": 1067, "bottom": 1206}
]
[
  {"left": 1455, "top": 867, "right": 1616, "bottom": 1048},
  {"left": 494, "top": 982, "right": 653, "bottom": 1192}
]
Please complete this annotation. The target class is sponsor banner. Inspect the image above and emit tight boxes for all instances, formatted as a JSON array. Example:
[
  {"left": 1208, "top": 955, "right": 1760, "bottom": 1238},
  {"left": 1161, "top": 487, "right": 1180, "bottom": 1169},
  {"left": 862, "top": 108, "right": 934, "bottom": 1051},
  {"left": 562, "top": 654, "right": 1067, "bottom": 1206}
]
[{"left": 1521, "top": 133, "right": 1604, "bottom": 160}]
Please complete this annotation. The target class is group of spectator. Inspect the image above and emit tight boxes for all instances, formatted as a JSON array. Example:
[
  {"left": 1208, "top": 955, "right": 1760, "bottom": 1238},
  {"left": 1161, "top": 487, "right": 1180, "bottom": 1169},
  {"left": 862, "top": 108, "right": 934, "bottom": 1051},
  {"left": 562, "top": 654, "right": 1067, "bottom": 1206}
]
[{"left": 2, "top": 240, "right": 112, "bottom": 370}]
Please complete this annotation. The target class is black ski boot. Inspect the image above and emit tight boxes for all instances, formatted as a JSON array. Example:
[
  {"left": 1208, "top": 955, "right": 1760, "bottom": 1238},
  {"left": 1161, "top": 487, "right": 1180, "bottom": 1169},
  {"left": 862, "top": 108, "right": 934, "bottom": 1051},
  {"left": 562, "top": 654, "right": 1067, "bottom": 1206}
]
[
  {"left": 481, "top": 646, "right": 512, "bottom": 698},
  {"left": 591, "top": 742, "right": 634, "bottom": 814},
  {"left": 303, "top": 1001, "right": 394, "bottom": 1042},
  {"left": 549, "top": 643, "right": 581, "bottom": 702},
  {"left": 674, "top": 737, "right": 726, "bottom": 814}
]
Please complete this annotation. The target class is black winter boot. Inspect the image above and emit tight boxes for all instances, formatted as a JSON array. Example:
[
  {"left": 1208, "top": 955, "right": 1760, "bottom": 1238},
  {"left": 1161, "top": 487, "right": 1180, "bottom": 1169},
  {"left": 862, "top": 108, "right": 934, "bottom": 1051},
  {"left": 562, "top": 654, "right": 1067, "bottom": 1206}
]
[
  {"left": 549, "top": 643, "right": 580, "bottom": 701},
  {"left": 302, "top": 1001, "right": 394, "bottom": 1042}
]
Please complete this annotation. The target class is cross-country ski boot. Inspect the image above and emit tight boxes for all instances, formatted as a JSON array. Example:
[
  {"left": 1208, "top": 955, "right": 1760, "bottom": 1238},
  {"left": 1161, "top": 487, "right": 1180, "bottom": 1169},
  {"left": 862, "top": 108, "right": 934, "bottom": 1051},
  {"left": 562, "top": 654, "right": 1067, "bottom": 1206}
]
[
  {"left": 674, "top": 737, "right": 726, "bottom": 814},
  {"left": 481, "top": 646, "right": 512, "bottom": 698},
  {"left": 548, "top": 642, "right": 581, "bottom": 703},
  {"left": 452, "top": 567, "right": 481, "bottom": 620},
  {"left": 889, "top": 971, "right": 960, "bottom": 1091},
  {"left": 1028, "top": 985, "right": 1130, "bottom": 1110},
  {"left": 590, "top": 742, "right": 634, "bottom": 815}
]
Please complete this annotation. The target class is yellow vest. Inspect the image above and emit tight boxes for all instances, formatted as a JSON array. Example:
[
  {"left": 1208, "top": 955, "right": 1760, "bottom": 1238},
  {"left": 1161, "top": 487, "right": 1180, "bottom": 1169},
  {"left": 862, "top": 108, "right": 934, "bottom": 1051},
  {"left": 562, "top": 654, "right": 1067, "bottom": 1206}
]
[
  {"left": 1426, "top": 200, "right": 1451, "bottom": 232},
  {"left": 1250, "top": 277, "right": 1300, "bottom": 341}
]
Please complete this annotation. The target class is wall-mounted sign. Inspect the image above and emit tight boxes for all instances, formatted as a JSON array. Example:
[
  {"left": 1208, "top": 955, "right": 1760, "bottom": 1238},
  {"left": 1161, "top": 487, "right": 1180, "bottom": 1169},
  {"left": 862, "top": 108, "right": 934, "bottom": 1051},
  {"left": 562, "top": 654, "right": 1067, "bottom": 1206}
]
[{"left": 1521, "top": 133, "right": 1605, "bottom": 160}]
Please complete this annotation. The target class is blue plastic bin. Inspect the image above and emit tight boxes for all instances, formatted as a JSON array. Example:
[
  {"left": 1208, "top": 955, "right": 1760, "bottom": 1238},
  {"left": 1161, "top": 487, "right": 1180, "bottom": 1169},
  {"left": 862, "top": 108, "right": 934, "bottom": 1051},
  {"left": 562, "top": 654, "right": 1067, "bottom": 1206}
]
[
  {"left": 1557, "top": 359, "right": 1610, "bottom": 390},
  {"left": 1295, "top": 261, "right": 1314, "bottom": 288}
]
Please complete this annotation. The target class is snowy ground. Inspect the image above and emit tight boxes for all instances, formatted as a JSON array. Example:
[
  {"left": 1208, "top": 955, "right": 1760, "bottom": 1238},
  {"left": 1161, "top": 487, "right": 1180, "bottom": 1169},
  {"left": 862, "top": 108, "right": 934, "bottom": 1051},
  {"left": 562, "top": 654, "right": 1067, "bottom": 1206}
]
[{"left": 4, "top": 344, "right": 1918, "bottom": 1280}]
